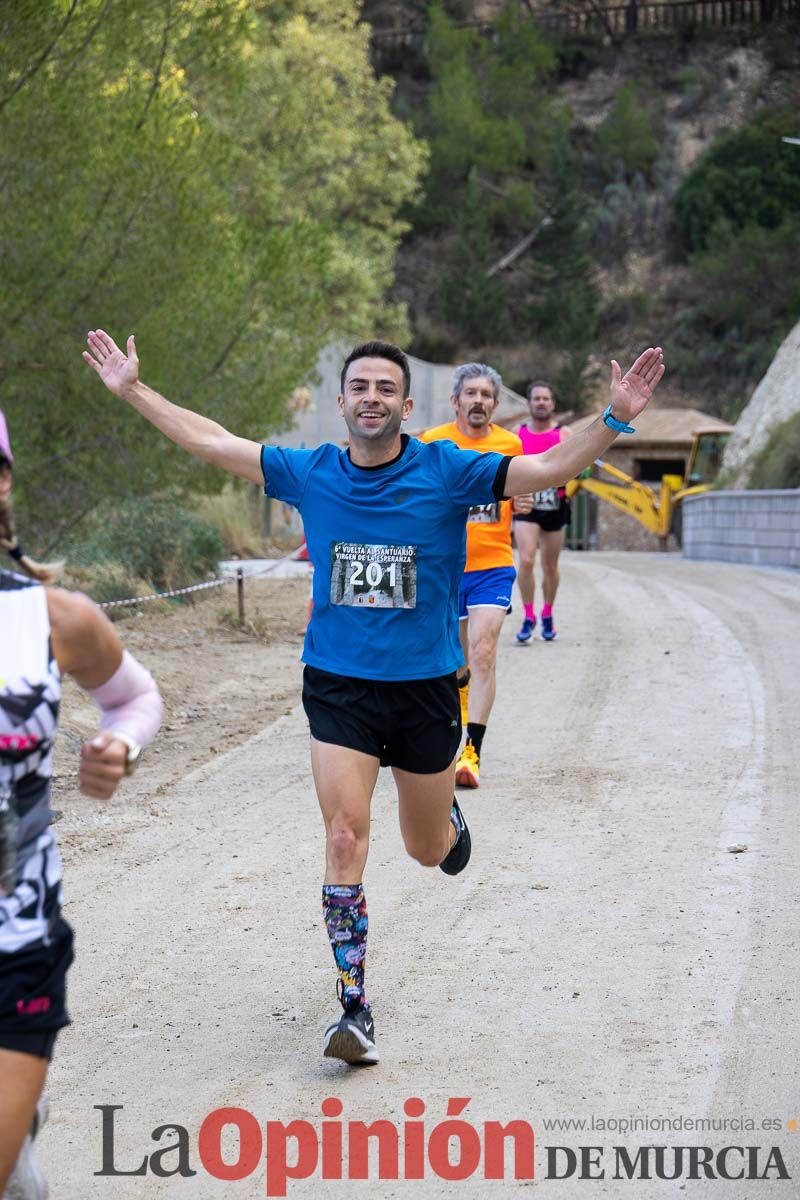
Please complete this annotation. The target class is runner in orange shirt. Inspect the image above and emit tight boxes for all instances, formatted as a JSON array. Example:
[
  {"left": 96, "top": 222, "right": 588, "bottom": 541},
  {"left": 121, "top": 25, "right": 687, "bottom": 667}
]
[{"left": 421, "top": 364, "right": 531, "bottom": 788}]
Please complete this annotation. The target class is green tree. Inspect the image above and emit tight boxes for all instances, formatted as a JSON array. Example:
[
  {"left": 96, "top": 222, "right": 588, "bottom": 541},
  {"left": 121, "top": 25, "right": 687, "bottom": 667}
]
[
  {"left": 439, "top": 184, "right": 510, "bottom": 344},
  {"left": 527, "top": 127, "right": 599, "bottom": 410},
  {"left": 595, "top": 83, "right": 659, "bottom": 182},
  {"left": 667, "top": 216, "right": 800, "bottom": 407},
  {"left": 675, "top": 107, "right": 800, "bottom": 252},
  {"left": 420, "top": 1, "right": 556, "bottom": 225},
  {"left": 0, "top": 1, "right": 426, "bottom": 548}
]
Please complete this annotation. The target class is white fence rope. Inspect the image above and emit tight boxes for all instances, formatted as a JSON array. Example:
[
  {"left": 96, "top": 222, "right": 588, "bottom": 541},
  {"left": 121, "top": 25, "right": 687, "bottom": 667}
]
[
  {"left": 98, "top": 577, "right": 231, "bottom": 610},
  {"left": 97, "top": 546, "right": 309, "bottom": 610}
]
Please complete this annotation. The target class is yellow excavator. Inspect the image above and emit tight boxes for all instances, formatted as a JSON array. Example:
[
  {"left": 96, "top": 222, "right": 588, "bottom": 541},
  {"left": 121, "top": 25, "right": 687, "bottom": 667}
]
[{"left": 565, "top": 429, "right": 731, "bottom": 546}]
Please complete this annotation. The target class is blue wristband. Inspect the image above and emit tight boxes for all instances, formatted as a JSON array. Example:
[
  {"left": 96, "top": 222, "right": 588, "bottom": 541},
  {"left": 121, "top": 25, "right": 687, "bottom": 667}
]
[{"left": 602, "top": 403, "right": 635, "bottom": 434}]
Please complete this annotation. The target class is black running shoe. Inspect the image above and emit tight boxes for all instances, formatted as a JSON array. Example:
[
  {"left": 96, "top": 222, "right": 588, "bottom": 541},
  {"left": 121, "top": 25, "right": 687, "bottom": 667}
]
[
  {"left": 439, "top": 797, "right": 472, "bottom": 876},
  {"left": 323, "top": 1002, "right": 379, "bottom": 1065}
]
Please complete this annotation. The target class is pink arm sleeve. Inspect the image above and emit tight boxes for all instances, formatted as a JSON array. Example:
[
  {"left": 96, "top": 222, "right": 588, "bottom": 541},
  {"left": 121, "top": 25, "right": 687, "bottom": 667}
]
[{"left": 86, "top": 650, "right": 163, "bottom": 748}]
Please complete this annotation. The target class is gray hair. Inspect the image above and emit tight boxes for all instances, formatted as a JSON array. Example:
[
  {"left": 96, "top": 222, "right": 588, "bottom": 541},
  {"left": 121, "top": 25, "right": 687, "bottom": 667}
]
[{"left": 451, "top": 362, "right": 502, "bottom": 401}]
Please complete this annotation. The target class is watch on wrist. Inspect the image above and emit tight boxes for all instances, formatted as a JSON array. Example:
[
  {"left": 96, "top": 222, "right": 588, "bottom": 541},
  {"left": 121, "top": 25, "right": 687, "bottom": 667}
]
[
  {"left": 602, "top": 403, "right": 636, "bottom": 434},
  {"left": 113, "top": 732, "right": 143, "bottom": 775}
]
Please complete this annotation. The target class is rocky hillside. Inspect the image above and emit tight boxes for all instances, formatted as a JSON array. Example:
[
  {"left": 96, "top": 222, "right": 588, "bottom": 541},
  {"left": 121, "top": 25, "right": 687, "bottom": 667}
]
[{"left": 375, "top": 9, "right": 800, "bottom": 419}]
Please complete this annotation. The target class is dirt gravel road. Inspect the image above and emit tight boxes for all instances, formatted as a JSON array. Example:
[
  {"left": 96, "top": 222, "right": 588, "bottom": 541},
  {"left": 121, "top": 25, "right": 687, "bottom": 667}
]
[{"left": 46, "top": 554, "right": 799, "bottom": 1198}]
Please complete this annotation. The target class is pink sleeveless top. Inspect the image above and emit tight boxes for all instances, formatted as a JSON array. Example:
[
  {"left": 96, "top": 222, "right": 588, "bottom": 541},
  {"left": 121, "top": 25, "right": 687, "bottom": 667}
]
[{"left": 517, "top": 425, "right": 566, "bottom": 497}]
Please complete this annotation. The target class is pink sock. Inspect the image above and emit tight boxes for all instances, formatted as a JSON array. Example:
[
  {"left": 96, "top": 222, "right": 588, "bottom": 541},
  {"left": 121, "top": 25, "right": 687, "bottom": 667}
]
[
  {"left": 542, "top": 604, "right": 553, "bottom": 618},
  {"left": 524, "top": 603, "right": 535, "bottom": 621}
]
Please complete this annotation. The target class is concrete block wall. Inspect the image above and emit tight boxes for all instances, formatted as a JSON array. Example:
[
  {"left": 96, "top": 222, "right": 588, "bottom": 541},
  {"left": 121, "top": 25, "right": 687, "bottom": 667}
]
[{"left": 682, "top": 490, "right": 800, "bottom": 568}]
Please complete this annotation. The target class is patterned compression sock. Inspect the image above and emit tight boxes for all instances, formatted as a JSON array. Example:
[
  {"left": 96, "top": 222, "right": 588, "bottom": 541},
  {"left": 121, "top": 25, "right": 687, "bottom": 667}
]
[
  {"left": 524, "top": 603, "right": 536, "bottom": 621},
  {"left": 466, "top": 722, "right": 486, "bottom": 756},
  {"left": 542, "top": 603, "right": 553, "bottom": 618},
  {"left": 322, "top": 884, "right": 368, "bottom": 1010}
]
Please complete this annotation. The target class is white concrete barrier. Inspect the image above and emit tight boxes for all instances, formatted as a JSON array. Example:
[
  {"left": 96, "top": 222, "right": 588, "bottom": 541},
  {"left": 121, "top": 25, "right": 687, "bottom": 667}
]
[{"left": 682, "top": 490, "right": 800, "bottom": 568}]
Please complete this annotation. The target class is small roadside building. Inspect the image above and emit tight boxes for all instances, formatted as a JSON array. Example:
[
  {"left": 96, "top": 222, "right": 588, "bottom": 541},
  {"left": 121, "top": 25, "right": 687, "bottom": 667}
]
[{"left": 564, "top": 407, "right": 735, "bottom": 551}]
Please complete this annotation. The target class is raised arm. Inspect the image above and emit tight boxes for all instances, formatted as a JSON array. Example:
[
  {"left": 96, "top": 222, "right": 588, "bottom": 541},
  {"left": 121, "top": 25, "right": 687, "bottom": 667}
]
[
  {"left": 83, "top": 330, "right": 264, "bottom": 485},
  {"left": 504, "top": 348, "right": 665, "bottom": 496}
]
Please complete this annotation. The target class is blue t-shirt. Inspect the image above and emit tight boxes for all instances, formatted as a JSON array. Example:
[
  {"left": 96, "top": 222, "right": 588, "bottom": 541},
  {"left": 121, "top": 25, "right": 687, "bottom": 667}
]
[{"left": 261, "top": 436, "right": 505, "bottom": 681}]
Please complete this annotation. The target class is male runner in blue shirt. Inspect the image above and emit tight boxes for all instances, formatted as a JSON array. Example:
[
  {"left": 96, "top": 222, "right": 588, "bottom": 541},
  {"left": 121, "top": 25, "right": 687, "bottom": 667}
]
[{"left": 84, "top": 332, "right": 664, "bottom": 1065}]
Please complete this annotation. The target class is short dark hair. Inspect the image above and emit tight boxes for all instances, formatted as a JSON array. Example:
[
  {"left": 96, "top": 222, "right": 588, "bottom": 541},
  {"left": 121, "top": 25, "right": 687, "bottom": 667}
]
[
  {"left": 527, "top": 379, "right": 553, "bottom": 400},
  {"left": 341, "top": 341, "right": 411, "bottom": 399}
]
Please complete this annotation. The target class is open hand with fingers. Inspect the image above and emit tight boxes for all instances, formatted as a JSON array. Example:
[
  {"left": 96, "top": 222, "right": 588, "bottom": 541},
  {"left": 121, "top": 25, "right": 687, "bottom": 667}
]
[
  {"left": 83, "top": 330, "right": 139, "bottom": 397},
  {"left": 609, "top": 347, "right": 665, "bottom": 424}
]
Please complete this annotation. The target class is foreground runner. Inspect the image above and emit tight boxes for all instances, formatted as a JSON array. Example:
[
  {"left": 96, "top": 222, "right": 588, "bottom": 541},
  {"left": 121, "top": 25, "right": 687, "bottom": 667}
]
[
  {"left": 0, "top": 411, "right": 162, "bottom": 1200},
  {"left": 515, "top": 380, "right": 573, "bottom": 643},
  {"left": 84, "top": 332, "right": 664, "bottom": 1065},
  {"left": 421, "top": 364, "right": 530, "bottom": 789}
]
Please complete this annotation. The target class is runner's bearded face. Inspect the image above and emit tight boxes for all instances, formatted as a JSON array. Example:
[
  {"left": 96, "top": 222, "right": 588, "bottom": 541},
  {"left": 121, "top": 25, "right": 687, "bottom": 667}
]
[
  {"left": 528, "top": 387, "right": 554, "bottom": 423},
  {"left": 452, "top": 378, "right": 498, "bottom": 433},
  {"left": 338, "top": 358, "right": 410, "bottom": 446}
]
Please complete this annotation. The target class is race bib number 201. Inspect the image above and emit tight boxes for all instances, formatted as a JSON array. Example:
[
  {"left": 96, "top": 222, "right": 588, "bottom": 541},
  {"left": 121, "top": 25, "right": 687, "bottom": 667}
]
[{"left": 330, "top": 542, "right": 417, "bottom": 609}]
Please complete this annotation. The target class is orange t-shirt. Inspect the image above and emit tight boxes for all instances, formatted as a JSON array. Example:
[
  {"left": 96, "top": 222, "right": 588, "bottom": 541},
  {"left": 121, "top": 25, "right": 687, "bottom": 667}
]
[{"left": 420, "top": 422, "right": 523, "bottom": 572}]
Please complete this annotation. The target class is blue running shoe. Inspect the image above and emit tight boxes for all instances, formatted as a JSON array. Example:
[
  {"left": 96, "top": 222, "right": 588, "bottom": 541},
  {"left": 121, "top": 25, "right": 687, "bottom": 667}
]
[
  {"left": 515, "top": 617, "right": 536, "bottom": 644},
  {"left": 541, "top": 615, "right": 557, "bottom": 641}
]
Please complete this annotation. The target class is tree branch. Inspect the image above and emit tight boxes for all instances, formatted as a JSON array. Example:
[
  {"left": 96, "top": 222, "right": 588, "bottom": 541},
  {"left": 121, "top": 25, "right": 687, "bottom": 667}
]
[
  {"left": 7, "top": 186, "right": 116, "bottom": 331},
  {"left": 60, "top": 0, "right": 115, "bottom": 86},
  {"left": 181, "top": 308, "right": 257, "bottom": 400},
  {"left": 136, "top": 1, "right": 174, "bottom": 131},
  {"left": 486, "top": 216, "right": 553, "bottom": 277},
  {"left": 0, "top": 1, "right": 81, "bottom": 113}
]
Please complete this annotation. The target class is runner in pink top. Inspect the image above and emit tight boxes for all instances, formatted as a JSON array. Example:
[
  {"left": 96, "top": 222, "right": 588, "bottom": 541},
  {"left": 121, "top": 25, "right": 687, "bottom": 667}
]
[{"left": 513, "top": 381, "right": 573, "bottom": 642}]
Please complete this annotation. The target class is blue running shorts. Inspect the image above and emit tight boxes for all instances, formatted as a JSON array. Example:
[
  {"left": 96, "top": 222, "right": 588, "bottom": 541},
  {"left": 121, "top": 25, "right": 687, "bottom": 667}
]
[{"left": 458, "top": 566, "right": 516, "bottom": 620}]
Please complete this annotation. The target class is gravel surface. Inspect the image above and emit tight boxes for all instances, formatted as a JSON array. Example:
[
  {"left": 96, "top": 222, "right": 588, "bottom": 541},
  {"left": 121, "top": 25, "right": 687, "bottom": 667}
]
[{"left": 44, "top": 554, "right": 800, "bottom": 1198}]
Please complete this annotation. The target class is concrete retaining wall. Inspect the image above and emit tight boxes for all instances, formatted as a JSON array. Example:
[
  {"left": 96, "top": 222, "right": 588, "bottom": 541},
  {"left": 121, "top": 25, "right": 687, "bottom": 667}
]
[{"left": 682, "top": 490, "right": 800, "bottom": 568}]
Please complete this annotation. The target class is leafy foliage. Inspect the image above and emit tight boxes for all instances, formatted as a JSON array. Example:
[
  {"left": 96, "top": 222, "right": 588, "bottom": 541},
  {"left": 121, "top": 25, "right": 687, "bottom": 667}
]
[
  {"left": 0, "top": 1, "right": 426, "bottom": 547},
  {"left": 413, "top": 0, "right": 601, "bottom": 389},
  {"left": 65, "top": 497, "right": 224, "bottom": 591},
  {"left": 439, "top": 186, "right": 510, "bottom": 343},
  {"left": 527, "top": 126, "right": 600, "bottom": 409},
  {"left": 595, "top": 84, "right": 660, "bottom": 182},
  {"left": 674, "top": 107, "right": 800, "bottom": 253},
  {"left": 748, "top": 411, "right": 800, "bottom": 491},
  {"left": 667, "top": 114, "right": 800, "bottom": 415},
  {"left": 420, "top": 1, "right": 556, "bottom": 225}
]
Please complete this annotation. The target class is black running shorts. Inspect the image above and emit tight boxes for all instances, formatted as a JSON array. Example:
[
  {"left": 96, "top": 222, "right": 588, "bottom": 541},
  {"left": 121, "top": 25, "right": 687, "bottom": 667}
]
[
  {"left": 514, "top": 496, "right": 571, "bottom": 532},
  {"left": 0, "top": 917, "right": 74, "bottom": 1060},
  {"left": 302, "top": 666, "right": 461, "bottom": 774}
]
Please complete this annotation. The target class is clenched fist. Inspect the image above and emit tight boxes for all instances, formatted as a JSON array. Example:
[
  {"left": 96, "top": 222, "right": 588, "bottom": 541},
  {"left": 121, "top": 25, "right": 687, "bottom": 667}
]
[{"left": 79, "top": 731, "right": 129, "bottom": 800}]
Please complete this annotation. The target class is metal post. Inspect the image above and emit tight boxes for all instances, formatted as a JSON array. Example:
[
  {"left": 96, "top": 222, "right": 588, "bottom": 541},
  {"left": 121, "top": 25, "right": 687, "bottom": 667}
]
[{"left": 237, "top": 567, "right": 245, "bottom": 623}]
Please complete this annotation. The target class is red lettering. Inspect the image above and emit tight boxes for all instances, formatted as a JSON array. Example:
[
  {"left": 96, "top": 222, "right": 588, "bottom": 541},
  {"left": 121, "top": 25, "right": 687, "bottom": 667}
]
[
  {"left": 348, "top": 1121, "right": 399, "bottom": 1180},
  {"left": 198, "top": 1107, "right": 261, "bottom": 1181},
  {"left": 484, "top": 1120, "right": 535, "bottom": 1180},
  {"left": 265, "top": 1120, "right": 318, "bottom": 1197},
  {"left": 403, "top": 1098, "right": 426, "bottom": 1180}
]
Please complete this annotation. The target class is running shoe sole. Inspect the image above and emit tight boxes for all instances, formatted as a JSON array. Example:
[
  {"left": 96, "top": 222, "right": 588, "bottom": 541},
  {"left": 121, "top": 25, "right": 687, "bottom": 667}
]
[
  {"left": 323, "top": 1020, "right": 379, "bottom": 1065},
  {"left": 455, "top": 762, "right": 479, "bottom": 788}
]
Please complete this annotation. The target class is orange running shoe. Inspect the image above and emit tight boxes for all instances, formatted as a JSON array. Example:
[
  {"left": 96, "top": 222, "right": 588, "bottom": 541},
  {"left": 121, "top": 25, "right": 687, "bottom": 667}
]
[{"left": 455, "top": 741, "right": 480, "bottom": 788}]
